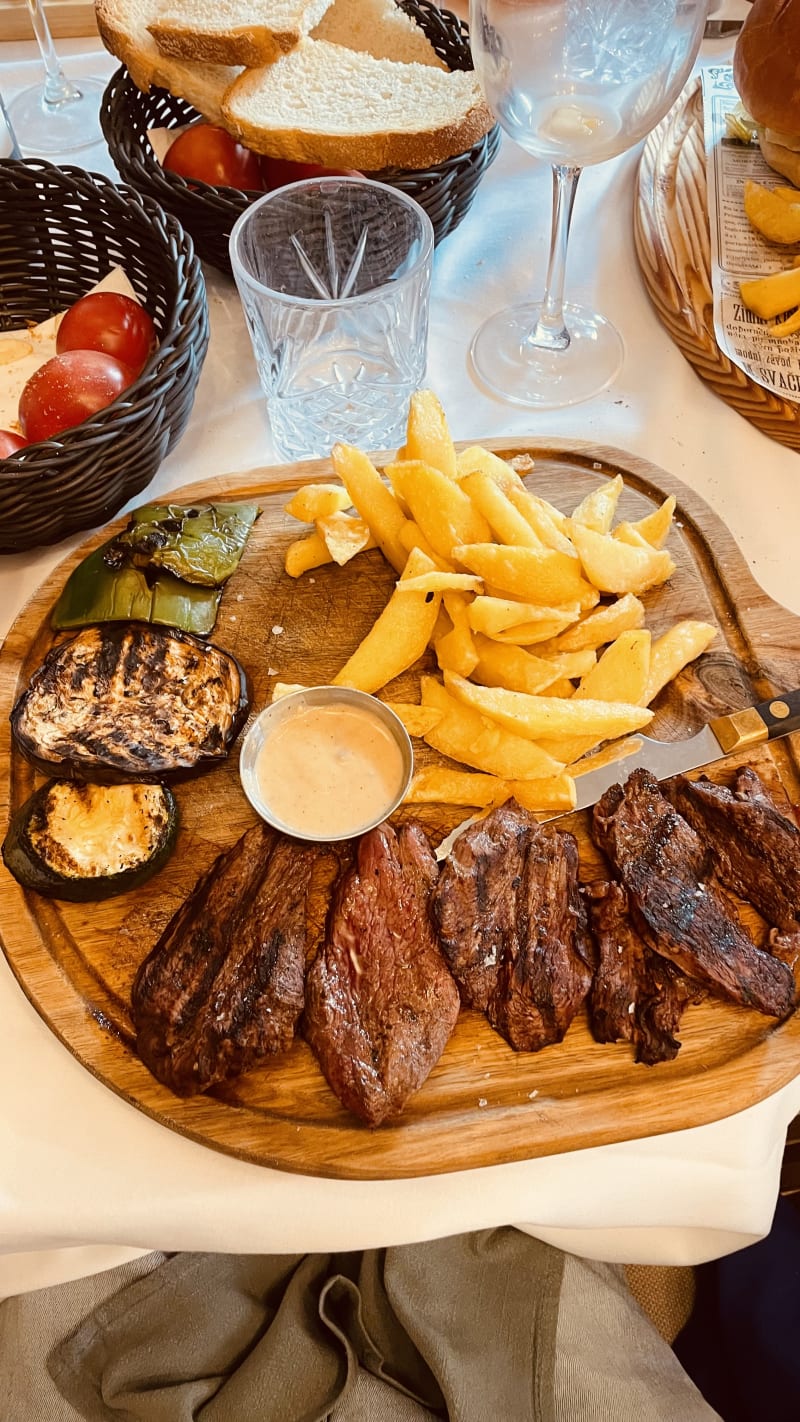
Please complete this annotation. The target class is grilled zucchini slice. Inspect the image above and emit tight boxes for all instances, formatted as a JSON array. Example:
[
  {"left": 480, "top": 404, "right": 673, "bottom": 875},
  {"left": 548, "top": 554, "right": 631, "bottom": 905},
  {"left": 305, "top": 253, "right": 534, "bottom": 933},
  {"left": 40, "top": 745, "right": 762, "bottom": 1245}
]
[{"left": 2, "top": 780, "right": 178, "bottom": 901}]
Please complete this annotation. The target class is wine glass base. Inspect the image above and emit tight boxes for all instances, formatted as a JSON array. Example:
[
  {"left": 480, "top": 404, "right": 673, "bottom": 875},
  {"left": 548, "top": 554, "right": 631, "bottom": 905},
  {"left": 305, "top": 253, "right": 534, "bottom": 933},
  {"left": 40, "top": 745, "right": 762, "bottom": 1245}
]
[
  {"left": 469, "top": 302, "right": 624, "bottom": 409},
  {"left": 8, "top": 78, "right": 105, "bottom": 154}
]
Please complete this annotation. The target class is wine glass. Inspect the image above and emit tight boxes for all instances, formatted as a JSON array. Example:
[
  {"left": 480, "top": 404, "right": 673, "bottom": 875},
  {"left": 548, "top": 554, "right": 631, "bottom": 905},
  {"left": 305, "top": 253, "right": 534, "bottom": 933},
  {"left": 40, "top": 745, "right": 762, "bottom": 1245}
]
[
  {"left": 468, "top": 0, "right": 707, "bottom": 407},
  {"left": 8, "top": 0, "right": 105, "bottom": 154}
]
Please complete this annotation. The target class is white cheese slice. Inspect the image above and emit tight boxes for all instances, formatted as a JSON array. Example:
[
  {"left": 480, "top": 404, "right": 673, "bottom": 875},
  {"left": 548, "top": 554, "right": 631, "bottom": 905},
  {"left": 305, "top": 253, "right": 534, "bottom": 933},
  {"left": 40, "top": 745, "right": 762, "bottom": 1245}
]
[{"left": 0, "top": 267, "right": 139, "bottom": 436}]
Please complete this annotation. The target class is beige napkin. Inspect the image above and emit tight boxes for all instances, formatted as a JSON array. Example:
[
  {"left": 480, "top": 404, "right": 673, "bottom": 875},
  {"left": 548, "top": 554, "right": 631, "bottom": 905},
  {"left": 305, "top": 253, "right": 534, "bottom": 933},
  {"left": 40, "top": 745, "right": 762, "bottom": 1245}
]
[{"left": 47, "top": 1229, "right": 564, "bottom": 1422}]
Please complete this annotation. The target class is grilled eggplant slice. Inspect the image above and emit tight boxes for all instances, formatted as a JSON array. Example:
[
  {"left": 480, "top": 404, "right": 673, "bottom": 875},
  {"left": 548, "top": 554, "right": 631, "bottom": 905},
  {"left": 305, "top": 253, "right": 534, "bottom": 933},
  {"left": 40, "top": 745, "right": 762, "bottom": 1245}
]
[
  {"left": 2, "top": 780, "right": 178, "bottom": 901},
  {"left": 11, "top": 623, "right": 250, "bottom": 783}
]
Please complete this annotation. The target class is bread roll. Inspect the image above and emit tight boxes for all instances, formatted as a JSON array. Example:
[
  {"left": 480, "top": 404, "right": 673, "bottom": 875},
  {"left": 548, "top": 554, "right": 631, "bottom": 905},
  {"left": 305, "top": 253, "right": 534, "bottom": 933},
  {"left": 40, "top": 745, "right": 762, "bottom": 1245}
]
[{"left": 734, "top": 0, "right": 800, "bottom": 184}]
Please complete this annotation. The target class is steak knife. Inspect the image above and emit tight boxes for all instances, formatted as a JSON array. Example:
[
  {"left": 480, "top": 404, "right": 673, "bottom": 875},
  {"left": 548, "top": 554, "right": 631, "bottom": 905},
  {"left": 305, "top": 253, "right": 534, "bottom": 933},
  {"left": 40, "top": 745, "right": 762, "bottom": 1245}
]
[{"left": 565, "top": 688, "right": 800, "bottom": 819}]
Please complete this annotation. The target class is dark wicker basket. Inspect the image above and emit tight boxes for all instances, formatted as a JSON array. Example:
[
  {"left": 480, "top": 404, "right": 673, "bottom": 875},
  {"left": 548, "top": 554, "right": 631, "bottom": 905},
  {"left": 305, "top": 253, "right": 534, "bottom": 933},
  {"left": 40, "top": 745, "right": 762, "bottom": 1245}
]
[
  {"left": 0, "top": 160, "right": 208, "bottom": 554},
  {"left": 99, "top": 0, "right": 500, "bottom": 273}
]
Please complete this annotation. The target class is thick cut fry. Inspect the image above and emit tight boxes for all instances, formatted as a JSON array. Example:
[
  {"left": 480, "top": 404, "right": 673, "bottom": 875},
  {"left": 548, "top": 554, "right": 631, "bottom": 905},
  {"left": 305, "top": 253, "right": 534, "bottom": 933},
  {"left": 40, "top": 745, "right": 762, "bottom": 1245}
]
[
  {"left": 331, "top": 443, "right": 408, "bottom": 573},
  {"left": 387, "top": 460, "right": 491, "bottom": 561},
  {"left": 332, "top": 548, "right": 442, "bottom": 693},
  {"left": 398, "top": 520, "right": 454, "bottom": 569},
  {"left": 618, "top": 497, "right": 676, "bottom": 549},
  {"left": 396, "top": 389, "right": 457, "bottom": 479},
  {"left": 567, "top": 522, "right": 675, "bottom": 595},
  {"left": 769, "top": 307, "right": 800, "bottom": 338},
  {"left": 743, "top": 179, "right": 800, "bottom": 244},
  {"left": 443, "top": 670, "right": 653, "bottom": 742},
  {"left": 535, "top": 593, "right": 646, "bottom": 654},
  {"left": 285, "top": 531, "right": 333, "bottom": 577},
  {"left": 567, "top": 736, "right": 644, "bottom": 776},
  {"left": 434, "top": 591, "right": 478, "bottom": 676},
  {"left": 473, "top": 637, "right": 569, "bottom": 696},
  {"left": 284, "top": 483, "right": 351, "bottom": 522},
  {"left": 384, "top": 703, "right": 443, "bottom": 736},
  {"left": 467, "top": 595, "right": 581, "bottom": 637},
  {"left": 544, "top": 678, "right": 577, "bottom": 698},
  {"left": 405, "top": 765, "right": 509, "bottom": 806},
  {"left": 397, "top": 571, "right": 484, "bottom": 594},
  {"left": 453, "top": 543, "right": 597, "bottom": 607},
  {"left": 570, "top": 474, "right": 623, "bottom": 533},
  {"left": 459, "top": 471, "right": 543, "bottom": 548},
  {"left": 316, "top": 512, "right": 375, "bottom": 565},
  {"left": 488, "top": 620, "right": 585, "bottom": 647},
  {"left": 574, "top": 629, "right": 651, "bottom": 704},
  {"left": 507, "top": 776, "right": 577, "bottom": 814},
  {"left": 455, "top": 445, "right": 525, "bottom": 490},
  {"left": 645, "top": 620, "right": 717, "bottom": 705},
  {"left": 503, "top": 484, "right": 575, "bottom": 552},
  {"left": 421, "top": 677, "right": 565, "bottom": 780}
]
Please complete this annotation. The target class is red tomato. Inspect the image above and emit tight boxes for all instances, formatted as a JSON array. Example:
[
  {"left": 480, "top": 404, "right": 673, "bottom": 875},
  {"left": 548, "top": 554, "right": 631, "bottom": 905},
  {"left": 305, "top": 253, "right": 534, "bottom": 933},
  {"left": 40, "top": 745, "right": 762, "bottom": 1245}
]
[
  {"left": 259, "top": 156, "right": 359, "bottom": 190},
  {"left": 163, "top": 124, "right": 264, "bottom": 190},
  {"left": 0, "top": 429, "right": 28, "bottom": 457},
  {"left": 56, "top": 292, "right": 156, "bottom": 375},
  {"left": 19, "top": 351, "right": 136, "bottom": 443}
]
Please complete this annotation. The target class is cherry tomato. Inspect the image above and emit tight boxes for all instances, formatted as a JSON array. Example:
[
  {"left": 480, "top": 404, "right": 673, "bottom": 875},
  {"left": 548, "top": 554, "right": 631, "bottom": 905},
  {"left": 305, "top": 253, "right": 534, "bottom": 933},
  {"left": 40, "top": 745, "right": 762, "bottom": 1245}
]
[
  {"left": 56, "top": 292, "right": 156, "bottom": 375},
  {"left": 0, "top": 429, "right": 28, "bottom": 457},
  {"left": 19, "top": 351, "right": 136, "bottom": 443},
  {"left": 163, "top": 124, "right": 264, "bottom": 190},
  {"left": 259, "top": 156, "right": 359, "bottom": 189}
]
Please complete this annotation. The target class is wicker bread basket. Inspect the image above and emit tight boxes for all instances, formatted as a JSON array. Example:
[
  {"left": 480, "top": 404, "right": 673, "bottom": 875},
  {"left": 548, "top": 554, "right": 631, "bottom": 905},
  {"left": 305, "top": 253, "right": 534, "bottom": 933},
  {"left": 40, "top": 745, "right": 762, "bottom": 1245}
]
[
  {"left": 100, "top": 0, "right": 500, "bottom": 273},
  {"left": 0, "top": 160, "right": 208, "bottom": 554}
]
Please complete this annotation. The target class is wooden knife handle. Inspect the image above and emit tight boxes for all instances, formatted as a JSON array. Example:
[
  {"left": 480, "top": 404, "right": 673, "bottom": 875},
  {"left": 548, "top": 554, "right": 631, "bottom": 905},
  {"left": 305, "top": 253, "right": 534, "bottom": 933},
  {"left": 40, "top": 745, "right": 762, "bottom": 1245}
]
[{"left": 709, "top": 689, "right": 800, "bottom": 753}]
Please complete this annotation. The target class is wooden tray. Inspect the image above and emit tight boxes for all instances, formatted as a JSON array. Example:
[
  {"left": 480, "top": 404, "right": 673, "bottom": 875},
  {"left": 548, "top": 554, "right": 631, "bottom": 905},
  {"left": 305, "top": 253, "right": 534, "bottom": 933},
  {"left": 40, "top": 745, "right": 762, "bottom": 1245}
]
[
  {"left": 635, "top": 77, "right": 800, "bottom": 452},
  {"left": 2, "top": 438, "right": 800, "bottom": 1181}
]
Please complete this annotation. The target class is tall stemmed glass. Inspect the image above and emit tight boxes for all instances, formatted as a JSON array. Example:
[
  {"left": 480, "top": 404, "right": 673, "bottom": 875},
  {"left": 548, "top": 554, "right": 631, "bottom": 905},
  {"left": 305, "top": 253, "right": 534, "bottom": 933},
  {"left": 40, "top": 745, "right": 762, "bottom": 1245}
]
[
  {"left": 468, "top": 0, "right": 706, "bottom": 407},
  {"left": 8, "top": 0, "right": 105, "bottom": 154}
]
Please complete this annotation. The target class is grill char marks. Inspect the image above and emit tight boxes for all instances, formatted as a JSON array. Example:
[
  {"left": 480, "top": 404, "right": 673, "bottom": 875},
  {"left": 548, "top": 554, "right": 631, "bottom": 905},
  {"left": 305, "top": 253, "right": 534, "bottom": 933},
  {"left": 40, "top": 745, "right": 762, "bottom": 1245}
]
[
  {"left": 592, "top": 770, "right": 796, "bottom": 1019},
  {"left": 303, "top": 821, "right": 459, "bottom": 1127},
  {"left": 132, "top": 822, "right": 327, "bottom": 1095},
  {"left": 432, "top": 801, "right": 593, "bottom": 1052},
  {"left": 669, "top": 768, "right": 800, "bottom": 932},
  {"left": 585, "top": 880, "right": 695, "bottom": 1065}
]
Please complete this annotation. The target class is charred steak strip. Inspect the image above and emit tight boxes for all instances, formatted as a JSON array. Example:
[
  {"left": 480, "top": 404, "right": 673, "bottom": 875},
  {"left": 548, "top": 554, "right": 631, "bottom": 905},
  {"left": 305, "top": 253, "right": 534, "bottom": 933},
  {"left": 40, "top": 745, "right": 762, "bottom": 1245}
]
[
  {"left": 593, "top": 770, "right": 795, "bottom": 1019},
  {"left": 432, "top": 801, "right": 593, "bottom": 1053},
  {"left": 133, "top": 823, "right": 324, "bottom": 1095},
  {"left": 11, "top": 623, "right": 249, "bottom": 783},
  {"left": 304, "top": 822, "right": 459, "bottom": 1127},
  {"left": 585, "top": 880, "right": 695, "bottom": 1065},
  {"left": 669, "top": 768, "right": 800, "bottom": 932}
]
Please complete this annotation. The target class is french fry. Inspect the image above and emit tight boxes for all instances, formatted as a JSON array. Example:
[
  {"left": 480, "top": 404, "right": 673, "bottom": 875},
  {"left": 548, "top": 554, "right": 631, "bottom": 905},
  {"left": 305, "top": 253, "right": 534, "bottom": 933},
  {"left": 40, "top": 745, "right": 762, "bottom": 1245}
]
[
  {"left": 284, "top": 483, "right": 351, "bottom": 522},
  {"left": 397, "top": 570, "right": 484, "bottom": 594},
  {"left": 473, "top": 636, "right": 571, "bottom": 696},
  {"left": 316, "top": 512, "right": 375, "bottom": 565},
  {"left": 384, "top": 703, "right": 444, "bottom": 736},
  {"left": 285, "top": 531, "right": 333, "bottom": 577},
  {"left": 421, "top": 677, "right": 565, "bottom": 780},
  {"left": 545, "top": 678, "right": 578, "bottom": 698},
  {"left": 271, "top": 681, "right": 310, "bottom": 700},
  {"left": 443, "top": 670, "right": 653, "bottom": 742},
  {"left": 740, "top": 266, "right": 800, "bottom": 319},
  {"left": 570, "top": 474, "right": 623, "bottom": 533},
  {"left": 467, "top": 596, "right": 581, "bottom": 637},
  {"left": 331, "top": 442, "right": 408, "bottom": 573},
  {"left": 453, "top": 543, "right": 597, "bottom": 606},
  {"left": 534, "top": 593, "right": 645, "bottom": 654},
  {"left": 459, "top": 470, "right": 543, "bottom": 549},
  {"left": 644, "top": 620, "right": 717, "bottom": 705},
  {"left": 487, "top": 619, "right": 588, "bottom": 647},
  {"left": 434, "top": 591, "right": 479, "bottom": 676},
  {"left": 567, "top": 736, "right": 644, "bottom": 776},
  {"left": 567, "top": 521, "right": 675, "bottom": 595},
  {"left": 507, "top": 775, "right": 577, "bottom": 814},
  {"left": 396, "top": 389, "right": 458, "bottom": 479},
  {"left": 574, "top": 629, "right": 651, "bottom": 704},
  {"left": 404, "top": 765, "right": 510, "bottom": 806},
  {"left": 455, "top": 445, "right": 525, "bottom": 490},
  {"left": 398, "top": 519, "right": 454, "bottom": 569},
  {"left": 387, "top": 460, "right": 491, "bottom": 561},
  {"left": 332, "top": 548, "right": 442, "bottom": 693},
  {"left": 503, "top": 484, "right": 575, "bottom": 553},
  {"left": 613, "top": 496, "right": 676, "bottom": 550}
]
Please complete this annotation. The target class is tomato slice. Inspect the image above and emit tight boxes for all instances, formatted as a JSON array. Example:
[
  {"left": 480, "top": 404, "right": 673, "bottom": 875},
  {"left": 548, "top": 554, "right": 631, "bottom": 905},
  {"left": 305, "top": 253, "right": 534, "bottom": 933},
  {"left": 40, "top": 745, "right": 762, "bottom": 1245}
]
[
  {"left": 19, "top": 351, "right": 136, "bottom": 443},
  {"left": 57, "top": 293, "right": 156, "bottom": 375},
  {"left": 0, "top": 429, "right": 28, "bottom": 457}
]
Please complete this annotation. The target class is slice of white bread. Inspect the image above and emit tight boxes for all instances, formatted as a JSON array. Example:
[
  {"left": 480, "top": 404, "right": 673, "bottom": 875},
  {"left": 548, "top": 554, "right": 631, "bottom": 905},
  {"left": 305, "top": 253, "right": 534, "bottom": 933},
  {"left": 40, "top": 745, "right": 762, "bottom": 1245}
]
[
  {"left": 311, "top": 0, "right": 446, "bottom": 68},
  {"left": 222, "top": 37, "right": 493, "bottom": 169},
  {"left": 96, "top": 0, "right": 239, "bottom": 122},
  {"left": 149, "top": 0, "right": 335, "bottom": 68}
]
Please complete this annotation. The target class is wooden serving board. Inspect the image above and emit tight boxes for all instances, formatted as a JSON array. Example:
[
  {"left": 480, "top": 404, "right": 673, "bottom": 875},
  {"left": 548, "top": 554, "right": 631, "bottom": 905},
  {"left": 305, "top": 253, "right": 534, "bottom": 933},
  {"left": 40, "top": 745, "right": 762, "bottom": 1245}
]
[
  {"left": 2, "top": 438, "right": 800, "bottom": 1181},
  {"left": 635, "top": 78, "right": 800, "bottom": 452}
]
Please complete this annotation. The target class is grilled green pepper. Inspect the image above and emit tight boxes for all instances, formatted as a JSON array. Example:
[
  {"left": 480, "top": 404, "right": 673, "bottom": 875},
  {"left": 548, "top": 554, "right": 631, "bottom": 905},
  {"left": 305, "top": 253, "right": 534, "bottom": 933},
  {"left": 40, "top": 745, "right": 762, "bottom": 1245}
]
[
  {"left": 51, "top": 542, "right": 223, "bottom": 634},
  {"left": 104, "top": 501, "right": 260, "bottom": 586},
  {"left": 2, "top": 780, "right": 179, "bottom": 901}
]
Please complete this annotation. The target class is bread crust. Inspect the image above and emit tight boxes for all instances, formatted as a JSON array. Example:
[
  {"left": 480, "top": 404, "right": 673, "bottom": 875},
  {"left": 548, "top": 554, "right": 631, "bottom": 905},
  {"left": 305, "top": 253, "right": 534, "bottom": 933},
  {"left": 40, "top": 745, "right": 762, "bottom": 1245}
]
[
  {"left": 222, "top": 101, "right": 494, "bottom": 169},
  {"left": 733, "top": 0, "right": 800, "bottom": 134},
  {"left": 148, "top": 21, "right": 296, "bottom": 68},
  {"left": 759, "top": 131, "right": 800, "bottom": 187}
]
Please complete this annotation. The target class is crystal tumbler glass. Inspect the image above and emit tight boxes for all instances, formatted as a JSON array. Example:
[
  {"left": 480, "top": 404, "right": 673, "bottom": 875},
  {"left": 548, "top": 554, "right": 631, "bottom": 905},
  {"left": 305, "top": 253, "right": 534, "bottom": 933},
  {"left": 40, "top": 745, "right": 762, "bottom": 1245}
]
[{"left": 229, "top": 177, "right": 434, "bottom": 462}]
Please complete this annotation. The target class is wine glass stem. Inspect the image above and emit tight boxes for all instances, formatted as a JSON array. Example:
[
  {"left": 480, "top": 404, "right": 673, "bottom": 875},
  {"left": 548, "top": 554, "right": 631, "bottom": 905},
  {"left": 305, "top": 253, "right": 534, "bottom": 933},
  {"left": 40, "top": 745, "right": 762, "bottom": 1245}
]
[
  {"left": 525, "top": 163, "right": 582, "bottom": 354},
  {"left": 25, "top": 0, "right": 82, "bottom": 107}
]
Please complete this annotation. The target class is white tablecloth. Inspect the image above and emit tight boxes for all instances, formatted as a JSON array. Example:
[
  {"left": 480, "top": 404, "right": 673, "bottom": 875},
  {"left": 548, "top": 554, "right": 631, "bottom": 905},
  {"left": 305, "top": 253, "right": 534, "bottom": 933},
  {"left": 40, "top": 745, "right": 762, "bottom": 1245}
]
[{"left": 3, "top": 17, "right": 800, "bottom": 1299}]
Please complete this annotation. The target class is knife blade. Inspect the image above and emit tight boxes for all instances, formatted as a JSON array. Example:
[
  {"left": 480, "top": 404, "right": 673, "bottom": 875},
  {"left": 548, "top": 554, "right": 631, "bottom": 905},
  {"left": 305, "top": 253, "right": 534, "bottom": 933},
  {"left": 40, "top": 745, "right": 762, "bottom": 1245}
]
[{"left": 563, "top": 687, "right": 800, "bottom": 820}]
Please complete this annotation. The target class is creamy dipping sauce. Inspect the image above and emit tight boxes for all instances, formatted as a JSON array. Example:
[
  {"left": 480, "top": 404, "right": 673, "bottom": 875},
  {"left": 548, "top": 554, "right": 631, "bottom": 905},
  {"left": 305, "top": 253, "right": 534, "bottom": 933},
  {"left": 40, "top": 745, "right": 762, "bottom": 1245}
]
[{"left": 254, "top": 701, "right": 407, "bottom": 839}]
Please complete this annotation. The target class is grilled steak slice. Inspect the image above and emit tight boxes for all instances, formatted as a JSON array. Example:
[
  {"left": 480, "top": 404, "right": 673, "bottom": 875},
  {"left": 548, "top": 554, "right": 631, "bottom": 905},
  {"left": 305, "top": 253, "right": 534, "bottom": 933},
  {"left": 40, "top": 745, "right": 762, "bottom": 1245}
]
[
  {"left": 593, "top": 770, "right": 795, "bottom": 1019},
  {"left": 133, "top": 822, "right": 323, "bottom": 1095},
  {"left": 431, "top": 800, "right": 534, "bottom": 1011},
  {"left": 304, "top": 822, "right": 459, "bottom": 1127},
  {"left": 11, "top": 622, "right": 249, "bottom": 783},
  {"left": 669, "top": 768, "right": 800, "bottom": 932},
  {"left": 432, "top": 801, "right": 593, "bottom": 1052},
  {"left": 585, "top": 879, "right": 695, "bottom": 1065}
]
